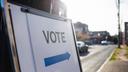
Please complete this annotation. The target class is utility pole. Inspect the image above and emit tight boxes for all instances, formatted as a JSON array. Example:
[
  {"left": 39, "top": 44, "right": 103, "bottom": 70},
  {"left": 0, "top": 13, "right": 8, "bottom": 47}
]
[{"left": 118, "top": 0, "right": 121, "bottom": 48}]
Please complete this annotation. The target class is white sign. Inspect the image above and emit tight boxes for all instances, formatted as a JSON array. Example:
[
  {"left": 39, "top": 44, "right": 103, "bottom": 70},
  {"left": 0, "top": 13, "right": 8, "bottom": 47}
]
[{"left": 10, "top": 4, "right": 81, "bottom": 72}]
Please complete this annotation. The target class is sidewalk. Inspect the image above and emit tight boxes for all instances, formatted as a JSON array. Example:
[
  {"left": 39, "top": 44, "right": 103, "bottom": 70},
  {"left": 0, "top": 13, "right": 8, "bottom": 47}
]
[
  {"left": 99, "top": 46, "right": 128, "bottom": 72},
  {"left": 100, "top": 60, "right": 128, "bottom": 72}
]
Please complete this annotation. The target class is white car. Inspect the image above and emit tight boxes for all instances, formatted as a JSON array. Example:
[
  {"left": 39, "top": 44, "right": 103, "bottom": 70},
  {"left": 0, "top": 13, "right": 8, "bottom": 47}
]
[
  {"left": 101, "top": 40, "right": 108, "bottom": 45},
  {"left": 76, "top": 41, "right": 89, "bottom": 53}
]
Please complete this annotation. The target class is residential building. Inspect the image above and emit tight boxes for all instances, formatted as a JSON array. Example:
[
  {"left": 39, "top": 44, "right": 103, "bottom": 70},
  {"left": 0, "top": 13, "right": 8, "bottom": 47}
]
[
  {"left": 89, "top": 31, "right": 110, "bottom": 44},
  {"left": 125, "top": 22, "right": 128, "bottom": 45},
  {"left": 74, "top": 22, "right": 89, "bottom": 41}
]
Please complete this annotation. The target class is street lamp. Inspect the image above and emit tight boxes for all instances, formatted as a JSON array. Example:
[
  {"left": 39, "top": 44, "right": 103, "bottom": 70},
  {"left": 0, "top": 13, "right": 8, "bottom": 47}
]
[{"left": 117, "top": 0, "right": 121, "bottom": 48}]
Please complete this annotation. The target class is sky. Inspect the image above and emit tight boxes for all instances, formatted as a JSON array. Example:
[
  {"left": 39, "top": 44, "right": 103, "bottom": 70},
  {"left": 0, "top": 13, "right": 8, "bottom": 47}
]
[{"left": 61, "top": 0, "right": 128, "bottom": 35}]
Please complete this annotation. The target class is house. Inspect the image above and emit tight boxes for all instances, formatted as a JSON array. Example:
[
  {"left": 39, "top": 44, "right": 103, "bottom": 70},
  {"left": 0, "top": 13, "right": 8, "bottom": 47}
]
[
  {"left": 89, "top": 31, "right": 110, "bottom": 44},
  {"left": 74, "top": 22, "right": 89, "bottom": 41}
]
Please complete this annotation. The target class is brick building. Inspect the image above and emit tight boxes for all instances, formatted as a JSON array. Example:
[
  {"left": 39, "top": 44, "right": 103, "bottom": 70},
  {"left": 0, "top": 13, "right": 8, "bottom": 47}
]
[
  {"left": 89, "top": 31, "right": 110, "bottom": 44},
  {"left": 74, "top": 22, "right": 89, "bottom": 41}
]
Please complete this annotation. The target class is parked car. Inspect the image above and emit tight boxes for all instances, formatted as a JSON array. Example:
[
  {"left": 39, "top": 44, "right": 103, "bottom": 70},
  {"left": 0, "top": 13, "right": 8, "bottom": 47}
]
[
  {"left": 101, "top": 40, "right": 108, "bottom": 45},
  {"left": 84, "top": 40, "right": 93, "bottom": 45},
  {"left": 76, "top": 41, "right": 89, "bottom": 53},
  {"left": 101, "top": 40, "right": 114, "bottom": 45}
]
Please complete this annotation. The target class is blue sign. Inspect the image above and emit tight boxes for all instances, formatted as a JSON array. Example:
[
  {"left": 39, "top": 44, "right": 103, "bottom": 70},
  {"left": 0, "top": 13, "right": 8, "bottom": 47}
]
[{"left": 44, "top": 52, "right": 71, "bottom": 67}]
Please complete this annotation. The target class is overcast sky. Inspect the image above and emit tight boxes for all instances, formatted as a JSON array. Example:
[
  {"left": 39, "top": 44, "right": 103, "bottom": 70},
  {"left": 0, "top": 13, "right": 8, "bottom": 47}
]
[{"left": 61, "top": 0, "right": 128, "bottom": 35}]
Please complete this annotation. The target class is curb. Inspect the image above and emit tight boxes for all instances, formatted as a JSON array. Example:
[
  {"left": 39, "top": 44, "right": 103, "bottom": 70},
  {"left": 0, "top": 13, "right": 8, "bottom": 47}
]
[{"left": 96, "top": 48, "right": 116, "bottom": 72}]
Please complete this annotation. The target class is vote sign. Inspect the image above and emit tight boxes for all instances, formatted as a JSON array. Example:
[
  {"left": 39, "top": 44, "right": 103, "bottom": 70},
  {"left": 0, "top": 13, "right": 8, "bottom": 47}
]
[
  {"left": 10, "top": 4, "right": 82, "bottom": 72},
  {"left": 27, "top": 13, "right": 81, "bottom": 72}
]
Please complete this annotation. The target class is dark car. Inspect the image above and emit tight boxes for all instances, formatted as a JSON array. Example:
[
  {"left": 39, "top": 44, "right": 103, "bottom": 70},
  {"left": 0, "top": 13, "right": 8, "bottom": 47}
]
[{"left": 76, "top": 41, "right": 89, "bottom": 53}]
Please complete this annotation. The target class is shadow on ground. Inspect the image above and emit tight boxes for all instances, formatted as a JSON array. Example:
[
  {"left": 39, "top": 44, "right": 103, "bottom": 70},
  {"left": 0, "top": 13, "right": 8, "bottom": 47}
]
[{"left": 79, "top": 51, "right": 90, "bottom": 56}]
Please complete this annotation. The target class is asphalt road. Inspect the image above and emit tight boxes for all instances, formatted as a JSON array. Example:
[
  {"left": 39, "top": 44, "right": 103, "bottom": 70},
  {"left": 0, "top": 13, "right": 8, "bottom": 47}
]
[{"left": 80, "top": 45, "right": 117, "bottom": 72}]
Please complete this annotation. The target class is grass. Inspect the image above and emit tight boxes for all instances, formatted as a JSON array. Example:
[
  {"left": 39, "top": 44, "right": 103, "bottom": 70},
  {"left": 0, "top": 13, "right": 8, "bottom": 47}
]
[
  {"left": 110, "top": 48, "right": 121, "bottom": 61},
  {"left": 125, "top": 46, "right": 128, "bottom": 59}
]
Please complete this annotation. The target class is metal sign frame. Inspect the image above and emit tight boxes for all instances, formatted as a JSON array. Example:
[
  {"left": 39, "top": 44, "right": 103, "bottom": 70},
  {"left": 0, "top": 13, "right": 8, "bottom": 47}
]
[
  {"left": 2, "top": 0, "right": 83, "bottom": 72},
  {"left": 1, "top": 0, "right": 21, "bottom": 72}
]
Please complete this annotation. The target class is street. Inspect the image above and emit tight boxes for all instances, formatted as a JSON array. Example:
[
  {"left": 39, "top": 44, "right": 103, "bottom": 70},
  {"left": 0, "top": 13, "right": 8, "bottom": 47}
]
[{"left": 80, "top": 45, "right": 117, "bottom": 72}]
